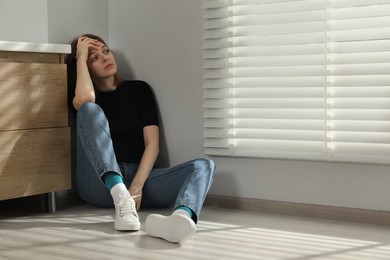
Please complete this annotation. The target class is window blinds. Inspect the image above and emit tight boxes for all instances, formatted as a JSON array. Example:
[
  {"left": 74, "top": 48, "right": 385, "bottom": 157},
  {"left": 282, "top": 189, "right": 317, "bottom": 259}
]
[{"left": 203, "top": 0, "right": 390, "bottom": 164}]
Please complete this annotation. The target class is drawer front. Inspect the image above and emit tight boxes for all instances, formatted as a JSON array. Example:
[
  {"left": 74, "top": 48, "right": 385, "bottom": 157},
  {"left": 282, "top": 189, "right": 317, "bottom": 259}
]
[
  {"left": 0, "top": 127, "right": 71, "bottom": 200},
  {"left": 0, "top": 62, "right": 68, "bottom": 131}
]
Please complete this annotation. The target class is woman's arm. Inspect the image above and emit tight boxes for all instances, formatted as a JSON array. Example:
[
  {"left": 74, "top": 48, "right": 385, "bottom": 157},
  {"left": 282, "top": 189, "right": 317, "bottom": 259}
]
[
  {"left": 129, "top": 125, "right": 159, "bottom": 209},
  {"left": 73, "top": 37, "right": 99, "bottom": 110}
]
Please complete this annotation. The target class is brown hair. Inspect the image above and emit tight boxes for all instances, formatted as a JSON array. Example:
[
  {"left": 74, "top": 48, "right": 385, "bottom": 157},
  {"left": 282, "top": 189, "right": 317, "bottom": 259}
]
[{"left": 65, "top": 34, "right": 123, "bottom": 100}]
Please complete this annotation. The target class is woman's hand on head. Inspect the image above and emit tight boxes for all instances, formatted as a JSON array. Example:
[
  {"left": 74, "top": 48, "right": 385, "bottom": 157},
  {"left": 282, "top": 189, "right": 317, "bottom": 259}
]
[{"left": 76, "top": 37, "right": 101, "bottom": 62}]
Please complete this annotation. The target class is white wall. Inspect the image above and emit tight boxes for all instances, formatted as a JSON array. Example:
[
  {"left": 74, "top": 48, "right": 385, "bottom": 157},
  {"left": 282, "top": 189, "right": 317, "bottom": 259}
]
[{"left": 2, "top": 0, "right": 390, "bottom": 212}]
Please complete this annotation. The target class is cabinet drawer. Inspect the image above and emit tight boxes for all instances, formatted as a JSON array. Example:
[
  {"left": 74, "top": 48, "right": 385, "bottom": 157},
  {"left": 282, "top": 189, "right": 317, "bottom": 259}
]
[
  {"left": 0, "top": 62, "right": 68, "bottom": 131},
  {"left": 0, "top": 127, "right": 71, "bottom": 200}
]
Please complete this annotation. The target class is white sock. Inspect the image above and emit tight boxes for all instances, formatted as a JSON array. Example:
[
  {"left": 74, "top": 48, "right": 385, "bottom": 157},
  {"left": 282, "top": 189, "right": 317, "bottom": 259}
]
[
  {"left": 110, "top": 183, "right": 130, "bottom": 205},
  {"left": 173, "top": 209, "right": 191, "bottom": 218}
]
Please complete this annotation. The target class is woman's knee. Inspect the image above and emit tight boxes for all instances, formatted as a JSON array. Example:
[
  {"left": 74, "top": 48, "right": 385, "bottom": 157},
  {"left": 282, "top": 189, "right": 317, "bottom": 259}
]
[
  {"left": 78, "top": 101, "right": 100, "bottom": 111},
  {"left": 76, "top": 102, "right": 109, "bottom": 130},
  {"left": 77, "top": 102, "right": 103, "bottom": 119},
  {"left": 195, "top": 158, "right": 216, "bottom": 178}
]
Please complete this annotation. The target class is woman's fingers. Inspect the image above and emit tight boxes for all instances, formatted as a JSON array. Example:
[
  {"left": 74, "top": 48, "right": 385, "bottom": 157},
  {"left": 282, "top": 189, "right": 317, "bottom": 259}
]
[
  {"left": 131, "top": 194, "right": 142, "bottom": 210},
  {"left": 78, "top": 37, "right": 100, "bottom": 49},
  {"left": 76, "top": 37, "right": 101, "bottom": 61}
]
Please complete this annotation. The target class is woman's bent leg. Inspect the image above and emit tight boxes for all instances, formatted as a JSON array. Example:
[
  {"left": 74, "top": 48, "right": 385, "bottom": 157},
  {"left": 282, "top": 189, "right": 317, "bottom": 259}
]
[
  {"left": 136, "top": 158, "right": 216, "bottom": 243},
  {"left": 76, "top": 134, "right": 112, "bottom": 207},
  {"left": 138, "top": 158, "right": 215, "bottom": 222},
  {"left": 75, "top": 102, "right": 122, "bottom": 208}
]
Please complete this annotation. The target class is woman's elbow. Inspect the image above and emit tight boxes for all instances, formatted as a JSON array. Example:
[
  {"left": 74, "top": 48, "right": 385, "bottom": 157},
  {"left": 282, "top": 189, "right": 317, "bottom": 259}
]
[{"left": 73, "top": 95, "right": 95, "bottom": 110}]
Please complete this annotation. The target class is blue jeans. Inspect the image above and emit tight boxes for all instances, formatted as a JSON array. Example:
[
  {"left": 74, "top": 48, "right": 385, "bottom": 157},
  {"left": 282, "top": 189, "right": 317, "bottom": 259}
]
[{"left": 75, "top": 103, "right": 216, "bottom": 223}]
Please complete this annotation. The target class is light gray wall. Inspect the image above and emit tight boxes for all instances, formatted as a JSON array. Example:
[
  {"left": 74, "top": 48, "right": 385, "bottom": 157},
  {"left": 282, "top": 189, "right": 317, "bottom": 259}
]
[
  {"left": 0, "top": 0, "right": 108, "bottom": 45},
  {"left": 109, "top": 0, "right": 205, "bottom": 167},
  {"left": 0, "top": 0, "right": 48, "bottom": 42},
  {"left": 2, "top": 0, "right": 390, "bottom": 212},
  {"left": 212, "top": 157, "right": 390, "bottom": 211},
  {"left": 47, "top": 0, "right": 109, "bottom": 45}
]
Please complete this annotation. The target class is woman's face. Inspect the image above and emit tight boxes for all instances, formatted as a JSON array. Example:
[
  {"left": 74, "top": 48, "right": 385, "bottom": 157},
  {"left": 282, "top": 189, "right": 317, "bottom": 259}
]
[{"left": 87, "top": 42, "right": 117, "bottom": 80}]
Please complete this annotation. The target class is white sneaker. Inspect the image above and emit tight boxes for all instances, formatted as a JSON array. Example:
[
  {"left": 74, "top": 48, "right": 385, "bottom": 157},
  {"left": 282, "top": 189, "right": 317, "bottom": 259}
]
[
  {"left": 145, "top": 213, "right": 196, "bottom": 243},
  {"left": 114, "top": 194, "right": 140, "bottom": 231}
]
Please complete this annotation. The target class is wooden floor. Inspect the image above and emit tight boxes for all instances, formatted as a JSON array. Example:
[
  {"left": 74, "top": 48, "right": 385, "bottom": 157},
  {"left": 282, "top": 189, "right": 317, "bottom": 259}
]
[{"left": 1, "top": 202, "right": 390, "bottom": 259}]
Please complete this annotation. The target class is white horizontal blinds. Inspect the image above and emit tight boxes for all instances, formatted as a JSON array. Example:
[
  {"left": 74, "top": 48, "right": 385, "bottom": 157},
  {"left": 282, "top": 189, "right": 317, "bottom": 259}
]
[
  {"left": 231, "top": 0, "right": 328, "bottom": 160},
  {"left": 203, "top": 0, "right": 390, "bottom": 164},
  {"left": 328, "top": 0, "right": 390, "bottom": 164},
  {"left": 203, "top": 0, "right": 231, "bottom": 156},
  {"left": 203, "top": 0, "right": 329, "bottom": 159}
]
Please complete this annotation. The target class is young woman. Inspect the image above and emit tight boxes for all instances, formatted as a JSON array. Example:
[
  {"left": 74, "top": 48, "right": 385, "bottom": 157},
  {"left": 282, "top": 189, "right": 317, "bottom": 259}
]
[{"left": 65, "top": 34, "right": 216, "bottom": 243}]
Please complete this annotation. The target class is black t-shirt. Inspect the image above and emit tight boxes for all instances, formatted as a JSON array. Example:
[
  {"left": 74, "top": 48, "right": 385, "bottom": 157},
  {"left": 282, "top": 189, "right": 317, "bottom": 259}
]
[{"left": 95, "top": 80, "right": 159, "bottom": 163}]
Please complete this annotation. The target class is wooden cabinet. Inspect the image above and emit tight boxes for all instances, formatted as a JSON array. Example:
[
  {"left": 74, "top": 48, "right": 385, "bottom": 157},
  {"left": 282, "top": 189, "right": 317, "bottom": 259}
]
[{"left": 0, "top": 42, "right": 71, "bottom": 208}]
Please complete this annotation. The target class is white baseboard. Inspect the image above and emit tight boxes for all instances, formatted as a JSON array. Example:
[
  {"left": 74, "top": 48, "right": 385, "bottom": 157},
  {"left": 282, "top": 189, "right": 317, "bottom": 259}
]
[{"left": 204, "top": 194, "right": 390, "bottom": 226}]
